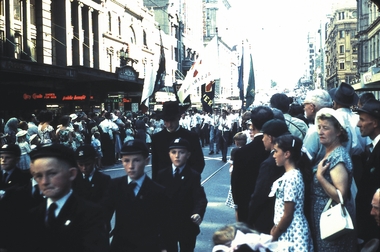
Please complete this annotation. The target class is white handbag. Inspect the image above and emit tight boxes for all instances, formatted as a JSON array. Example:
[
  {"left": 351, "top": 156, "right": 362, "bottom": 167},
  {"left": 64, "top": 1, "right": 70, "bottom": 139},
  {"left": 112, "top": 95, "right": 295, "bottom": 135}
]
[{"left": 320, "top": 189, "right": 354, "bottom": 241}]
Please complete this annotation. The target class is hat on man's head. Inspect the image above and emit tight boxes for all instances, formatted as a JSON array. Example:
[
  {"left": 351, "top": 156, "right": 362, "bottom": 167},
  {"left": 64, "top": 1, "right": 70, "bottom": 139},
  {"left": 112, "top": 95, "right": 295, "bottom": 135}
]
[
  {"left": 69, "top": 113, "right": 78, "bottom": 121},
  {"left": 354, "top": 98, "right": 380, "bottom": 119},
  {"left": 75, "top": 144, "right": 97, "bottom": 161},
  {"left": 329, "top": 82, "right": 359, "bottom": 107},
  {"left": 29, "top": 143, "right": 76, "bottom": 167},
  {"left": 16, "top": 130, "right": 28, "bottom": 138},
  {"left": 0, "top": 144, "right": 21, "bottom": 157},
  {"left": 121, "top": 139, "right": 149, "bottom": 157},
  {"left": 169, "top": 138, "right": 190, "bottom": 151},
  {"left": 159, "top": 101, "right": 181, "bottom": 121},
  {"left": 261, "top": 119, "right": 290, "bottom": 138}
]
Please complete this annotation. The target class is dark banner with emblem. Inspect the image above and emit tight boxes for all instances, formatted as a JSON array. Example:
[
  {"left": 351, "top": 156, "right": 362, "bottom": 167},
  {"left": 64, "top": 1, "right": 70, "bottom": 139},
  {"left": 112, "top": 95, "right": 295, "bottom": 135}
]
[{"left": 201, "top": 81, "right": 215, "bottom": 113}]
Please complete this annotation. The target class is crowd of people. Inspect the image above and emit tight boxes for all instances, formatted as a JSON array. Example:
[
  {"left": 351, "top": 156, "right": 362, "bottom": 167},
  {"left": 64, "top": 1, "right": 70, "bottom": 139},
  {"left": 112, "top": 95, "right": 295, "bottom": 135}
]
[{"left": 0, "top": 82, "right": 379, "bottom": 251}]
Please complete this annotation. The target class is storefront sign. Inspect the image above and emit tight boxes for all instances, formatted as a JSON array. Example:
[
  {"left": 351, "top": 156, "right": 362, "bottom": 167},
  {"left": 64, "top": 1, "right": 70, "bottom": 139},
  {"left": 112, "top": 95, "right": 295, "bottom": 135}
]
[
  {"left": 23, "top": 93, "right": 93, "bottom": 101},
  {"left": 117, "top": 66, "right": 137, "bottom": 81},
  {"left": 62, "top": 95, "right": 88, "bottom": 101}
]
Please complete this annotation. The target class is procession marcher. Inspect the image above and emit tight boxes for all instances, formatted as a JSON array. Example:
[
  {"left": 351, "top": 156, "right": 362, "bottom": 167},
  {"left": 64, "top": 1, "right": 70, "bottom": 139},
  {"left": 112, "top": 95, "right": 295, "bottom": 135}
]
[
  {"left": 37, "top": 110, "right": 57, "bottom": 144},
  {"left": 355, "top": 99, "right": 380, "bottom": 247},
  {"left": 16, "top": 130, "right": 32, "bottom": 170},
  {"left": 218, "top": 109, "right": 233, "bottom": 162},
  {"left": 156, "top": 138, "right": 208, "bottom": 252},
  {"left": 101, "top": 139, "right": 169, "bottom": 252},
  {"left": 98, "top": 112, "right": 119, "bottom": 166},
  {"left": 231, "top": 106, "right": 273, "bottom": 223},
  {"left": 27, "top": 143, "right": 109, "bottom": 252},
  {"left": 151, "top": 101, "right": 205, "bottom": 180}
]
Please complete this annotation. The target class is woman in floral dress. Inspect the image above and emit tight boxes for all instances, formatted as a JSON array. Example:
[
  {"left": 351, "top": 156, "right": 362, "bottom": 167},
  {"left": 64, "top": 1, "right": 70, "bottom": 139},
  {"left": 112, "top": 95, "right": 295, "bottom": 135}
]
[
  {"left": 270, "top": 135, "right": 313, "bottom": 252},
  {"left": 310, "top": 108, "right": 357, "bottom": 251}
]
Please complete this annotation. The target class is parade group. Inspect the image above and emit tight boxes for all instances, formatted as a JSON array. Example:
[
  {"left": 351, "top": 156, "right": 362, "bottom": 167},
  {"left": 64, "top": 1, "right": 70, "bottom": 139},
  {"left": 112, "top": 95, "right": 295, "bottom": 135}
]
[{"left": 0, "top": 82, "right": 379, "bottom": 252}]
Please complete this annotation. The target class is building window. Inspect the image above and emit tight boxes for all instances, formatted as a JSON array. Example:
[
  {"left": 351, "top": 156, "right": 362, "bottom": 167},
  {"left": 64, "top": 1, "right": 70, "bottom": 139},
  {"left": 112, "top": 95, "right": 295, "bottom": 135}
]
[
  {"left": 30, "top": 0, "right": 36, "bottom": 25},
  {"left": 339, "top": 31, "right": 345, "bottom": 38},
  {"left": 143, "top": 30, "right": 147, "bottom": 48},
  {"left": 14, "top": 0, "right": 21, "bottom": 20},
  {"left": 31, "top": 38, "right": 36, "bottom": 61},
  {"left": 0, "top": 0, "right": 4, "bottom": 16},
  {"left": 14, "top": 33, "right": 21, "bottom": 59},
  {"left": 339, "top": 12, "right": 345, "bottom": 20},
  {"left": 118, "top": 17, "right": 121, "bottom": 36},
  {"left": 339, "top": 45, "right": 344, "bottom": 54},
  {"left": 339, "top": 62, "right": 345, "bottom": 70},
  {"left": 107, "top": 12, "right": 111, "bottom": 33}
]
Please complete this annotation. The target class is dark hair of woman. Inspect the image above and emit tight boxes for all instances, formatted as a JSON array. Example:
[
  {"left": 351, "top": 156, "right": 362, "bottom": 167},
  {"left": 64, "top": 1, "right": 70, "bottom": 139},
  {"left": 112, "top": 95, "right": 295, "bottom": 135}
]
[{"left": 273, "top": 134, "right": 313, "bottom": 222}]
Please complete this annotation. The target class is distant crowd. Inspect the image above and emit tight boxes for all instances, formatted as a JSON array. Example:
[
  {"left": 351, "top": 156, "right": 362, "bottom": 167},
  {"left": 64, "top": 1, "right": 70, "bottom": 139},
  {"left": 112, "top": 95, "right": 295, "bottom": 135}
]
[{"left": 0, "top": 82, "right": 379, "bottom": 252}]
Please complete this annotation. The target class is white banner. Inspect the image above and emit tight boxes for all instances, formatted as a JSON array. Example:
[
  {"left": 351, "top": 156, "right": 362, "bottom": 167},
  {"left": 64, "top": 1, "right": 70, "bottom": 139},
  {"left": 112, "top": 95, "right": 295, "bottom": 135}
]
[{"left": 177, "top": 36, "right": 219, "bottom": 103}]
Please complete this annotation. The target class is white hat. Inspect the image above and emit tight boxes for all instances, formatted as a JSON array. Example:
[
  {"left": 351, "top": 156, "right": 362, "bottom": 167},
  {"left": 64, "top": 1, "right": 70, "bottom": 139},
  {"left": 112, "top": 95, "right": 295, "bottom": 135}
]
[
  {"left": 315, "top": 108, "right": 346, "bottom": 129},
  {"left": 16, "top": 130, "right": 28, "bottom": 137},
  {"left": 69, "top": 113, "right": 78, "bottom": 120}
]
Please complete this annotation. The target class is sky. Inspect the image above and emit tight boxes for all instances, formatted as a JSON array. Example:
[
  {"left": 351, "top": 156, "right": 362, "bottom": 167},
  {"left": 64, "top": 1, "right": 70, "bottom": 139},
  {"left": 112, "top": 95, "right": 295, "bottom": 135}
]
[{"left": 226, "top": 0, "right": 354, "bottom": 91}]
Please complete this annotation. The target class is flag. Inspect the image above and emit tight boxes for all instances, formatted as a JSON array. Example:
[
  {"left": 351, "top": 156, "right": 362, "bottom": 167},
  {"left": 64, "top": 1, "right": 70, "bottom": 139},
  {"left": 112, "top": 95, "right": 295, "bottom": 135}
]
[
  {"left": 177, "top": 36, "right": 219, "bottom": 103},
  {"left": 140, "top": 29, "right": 165, "bottom": 112},
  {"left": 245, "top": 53, "right": 255, "bottom": 108},
  {"left": 237, "top": 45, "right": 244, "bottom": 109},
  {"left": 201, "top": 81, "right": 215, "bottom": 113},
  {"left": 154, "top": 29, "right": 166, "bottom": 93}
]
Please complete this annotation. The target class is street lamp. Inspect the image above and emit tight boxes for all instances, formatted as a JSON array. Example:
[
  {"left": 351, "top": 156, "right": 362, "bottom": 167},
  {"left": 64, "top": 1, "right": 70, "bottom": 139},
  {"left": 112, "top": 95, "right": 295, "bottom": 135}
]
[{"left": 119, "top": 45, "right": 138, "bottom": 67}]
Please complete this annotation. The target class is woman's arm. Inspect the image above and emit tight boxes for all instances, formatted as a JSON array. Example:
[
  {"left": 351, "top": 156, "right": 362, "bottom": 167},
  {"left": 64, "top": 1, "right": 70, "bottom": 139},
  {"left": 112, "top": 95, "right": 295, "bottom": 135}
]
[
  {"left": 316, "top": 160, "right": 349, "bottom": 203},
  {"left": 270, "top": 201, "right": 295, "bottom": 241}
]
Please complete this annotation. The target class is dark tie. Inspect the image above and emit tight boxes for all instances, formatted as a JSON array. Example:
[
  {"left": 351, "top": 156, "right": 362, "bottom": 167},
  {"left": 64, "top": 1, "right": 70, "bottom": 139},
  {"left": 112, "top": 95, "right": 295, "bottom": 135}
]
[
  {"left": 2, "top": 172, "right": 8, "bottom": 183},
  {"left": 84, "top": 175, "right": 90, "bottom": 182},
  {"left": 128, "top": 182, "right": 137, "bottom": 198},
  {"left": 45, "top": 202, "right": 58, "bottom": 228},
  {"left": 174, "top": 167, "right": 181, "bottom": 180}
]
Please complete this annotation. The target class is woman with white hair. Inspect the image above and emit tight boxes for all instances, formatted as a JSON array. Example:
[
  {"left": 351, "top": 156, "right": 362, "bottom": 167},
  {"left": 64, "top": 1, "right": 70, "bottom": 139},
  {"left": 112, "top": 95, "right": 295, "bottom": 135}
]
[{"left": 302, "top": 89, "right": 333, "bottom": 171}]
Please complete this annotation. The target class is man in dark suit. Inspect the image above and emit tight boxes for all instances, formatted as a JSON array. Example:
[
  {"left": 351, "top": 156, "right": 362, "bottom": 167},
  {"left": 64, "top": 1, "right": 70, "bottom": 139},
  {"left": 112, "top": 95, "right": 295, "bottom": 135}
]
[
  {"left": 73, "top": 144, "right": 111, "bottom": 204},
  {"left": 101, "top": 139, "right": 169, "bottom": 252},
  {"left": 231, "top": 106, "right": 273, "bottom": 223},
  {"left": 156, "top": 138, "right": 207, "bottom": 252},
  {"left": 151, "top": 101, "right": 205, "bottom": 180},
  {"left": 248, "top": 119, "right": 289, "bottom": 233},
  {"left": 0, "top": 144, "right": 30, "bottom": 190},
  {"left": 355, "top": 99, "right": 380, "bottom": 246},
  {"left": 27, "top": 144, "right": 109, "bottom": 252}
]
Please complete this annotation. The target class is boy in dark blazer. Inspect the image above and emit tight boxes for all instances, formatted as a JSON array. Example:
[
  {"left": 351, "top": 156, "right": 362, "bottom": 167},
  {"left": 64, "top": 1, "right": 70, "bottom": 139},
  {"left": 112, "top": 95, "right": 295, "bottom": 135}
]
[
  {"left": 156, "top": 138, "right": 208, "bottom": 252},
  {"left": 101, "top": 139, "right": 169, "bottom": 252},
  {"left": 73, "top": 144, "right": 111, "bottom": 204},
  {"left": 27, "top": 144, "right": 109, "bottom": 252},
  {"left": 0, "top": 144, "right": 30, "bottom": 190}
]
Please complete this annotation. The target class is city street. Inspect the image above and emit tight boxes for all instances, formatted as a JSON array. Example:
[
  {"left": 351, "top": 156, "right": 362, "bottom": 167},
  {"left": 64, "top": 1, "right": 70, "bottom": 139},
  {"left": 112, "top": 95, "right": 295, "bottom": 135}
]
[{"left": 102, "top": 146, "right": 236, "bottom": 251}]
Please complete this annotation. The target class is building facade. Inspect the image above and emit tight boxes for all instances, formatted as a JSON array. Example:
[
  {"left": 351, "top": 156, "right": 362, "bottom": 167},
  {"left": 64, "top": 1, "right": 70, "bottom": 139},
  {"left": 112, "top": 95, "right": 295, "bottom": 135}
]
[
  {"left": 0, "top": 0, "right": 161, "bottom": 117},
  {"left": 324, "top": 5, "right": 358, "bottom": 90}
]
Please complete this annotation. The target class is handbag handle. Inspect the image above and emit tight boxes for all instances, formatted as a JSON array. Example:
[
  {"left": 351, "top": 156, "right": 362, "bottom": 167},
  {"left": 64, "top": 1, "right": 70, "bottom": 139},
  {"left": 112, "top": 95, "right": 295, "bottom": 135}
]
[{"left": 322, "top": 189, "right": 344, "bottom": 212}]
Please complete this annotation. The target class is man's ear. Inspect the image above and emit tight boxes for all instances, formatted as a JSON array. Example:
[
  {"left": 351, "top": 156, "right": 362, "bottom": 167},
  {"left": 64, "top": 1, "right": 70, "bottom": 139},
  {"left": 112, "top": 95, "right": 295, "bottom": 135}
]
[{"left": 68, "top": 167, "right": 78, "bottom": 182}]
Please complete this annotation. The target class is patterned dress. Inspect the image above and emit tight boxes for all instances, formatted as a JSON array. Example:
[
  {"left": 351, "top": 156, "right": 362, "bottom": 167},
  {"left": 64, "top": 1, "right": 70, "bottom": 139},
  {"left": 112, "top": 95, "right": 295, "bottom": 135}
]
[
  {"left": 310, "top": 146, "right": 357, "bottom": 251},
  {"left": 271, "top": 169, "right": 313, "bottom": 252}
]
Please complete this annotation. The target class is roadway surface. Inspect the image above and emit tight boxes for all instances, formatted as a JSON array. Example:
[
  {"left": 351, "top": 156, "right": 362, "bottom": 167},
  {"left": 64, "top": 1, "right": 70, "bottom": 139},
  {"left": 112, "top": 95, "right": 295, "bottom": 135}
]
[{"left": 102, "top": 146, "right": 236, "bottom": 251}]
